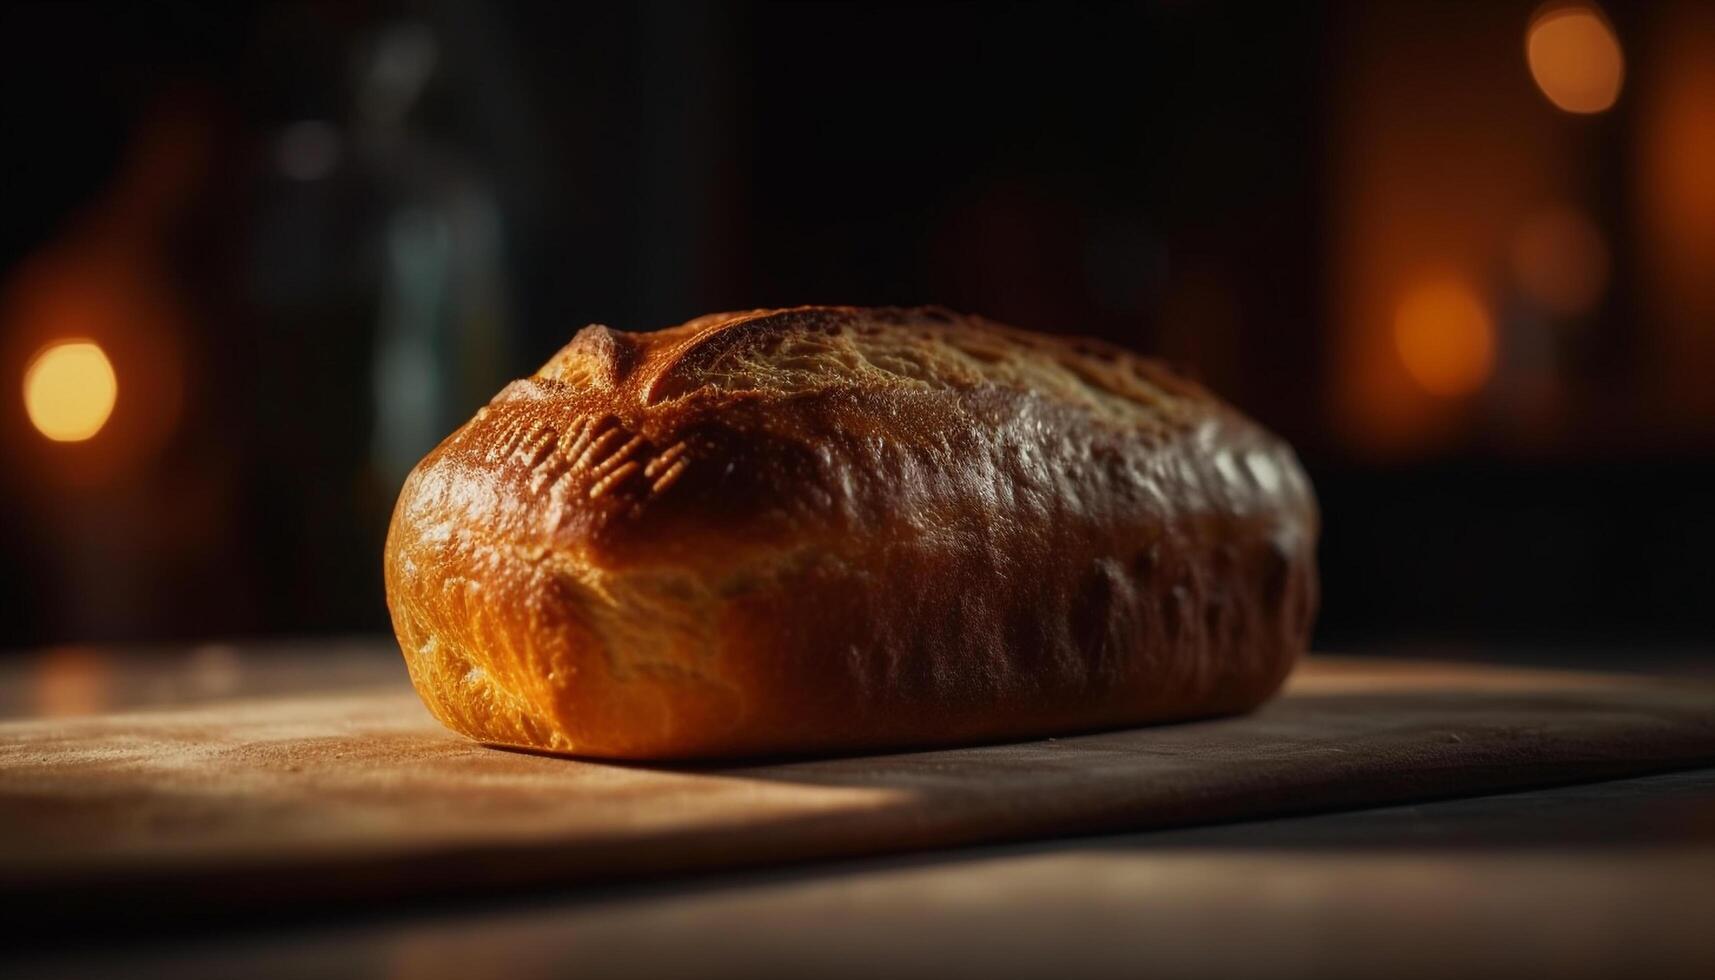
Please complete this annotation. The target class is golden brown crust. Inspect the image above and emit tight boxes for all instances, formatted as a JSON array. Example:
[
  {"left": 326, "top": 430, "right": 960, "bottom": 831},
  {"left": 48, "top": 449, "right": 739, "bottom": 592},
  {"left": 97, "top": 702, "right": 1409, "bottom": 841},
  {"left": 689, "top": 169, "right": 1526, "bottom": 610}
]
[{"left": 384, "top": 306, "right": 1319, "bottom": 759}]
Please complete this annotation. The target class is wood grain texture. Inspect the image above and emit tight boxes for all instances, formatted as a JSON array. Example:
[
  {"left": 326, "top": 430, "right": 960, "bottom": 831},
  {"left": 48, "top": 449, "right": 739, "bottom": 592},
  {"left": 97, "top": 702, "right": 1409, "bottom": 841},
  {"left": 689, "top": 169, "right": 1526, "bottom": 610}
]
[
  {"left": 2, "top": 656, "right": 1713, "bottom": 932},
  {"left": 17, "top": 772, "right": 1715, "bottom": 980}
]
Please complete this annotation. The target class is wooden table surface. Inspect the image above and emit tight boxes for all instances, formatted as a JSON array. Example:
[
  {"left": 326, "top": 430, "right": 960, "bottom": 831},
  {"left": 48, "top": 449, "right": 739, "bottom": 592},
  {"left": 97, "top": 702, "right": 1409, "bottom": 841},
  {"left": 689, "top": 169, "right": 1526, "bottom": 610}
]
[{"left": 4, "top": 639, "right": 1715, "bottom": 979}]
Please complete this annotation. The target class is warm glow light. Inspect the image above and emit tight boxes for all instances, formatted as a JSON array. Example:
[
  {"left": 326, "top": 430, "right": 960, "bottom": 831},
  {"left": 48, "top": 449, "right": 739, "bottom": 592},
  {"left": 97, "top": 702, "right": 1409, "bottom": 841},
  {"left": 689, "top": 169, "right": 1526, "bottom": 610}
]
[
  {"left": 1511, "top": 205, "right": 1610, "bottom": 315},
  {"left": 33, "top": 646, "right": 111, "bottom": 717},
  {"left": 23, "top": 340, "right": 118, "bottom": 442},
  {"left": 1527, "top": 5, "right": 1624, "bottom": 114},
  {"left": 1393, "top": 283, "right": 1496, "bottom": 398},
  {"left": 1637, "top": 2, "right": 1715, "bottom": 428}
]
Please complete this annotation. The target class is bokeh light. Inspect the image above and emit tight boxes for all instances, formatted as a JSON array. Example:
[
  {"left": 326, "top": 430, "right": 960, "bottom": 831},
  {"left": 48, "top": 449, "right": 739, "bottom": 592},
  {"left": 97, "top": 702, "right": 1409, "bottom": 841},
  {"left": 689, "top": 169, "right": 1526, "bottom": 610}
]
[
  {"left": 32, "top": 646, "right": 112, "bottom": 717},
  {"left": 1511, "top": 205, "right": 1610, "bottom": 316},
  {"left": 1393, "top": 282, "right": 1496, "bottom": 399},
  {"left": 1526, "top": 5, "right": 1624, "bottom": 114},
  {"left": 22, "top": 340, "right": 118, "bottom": 442}
]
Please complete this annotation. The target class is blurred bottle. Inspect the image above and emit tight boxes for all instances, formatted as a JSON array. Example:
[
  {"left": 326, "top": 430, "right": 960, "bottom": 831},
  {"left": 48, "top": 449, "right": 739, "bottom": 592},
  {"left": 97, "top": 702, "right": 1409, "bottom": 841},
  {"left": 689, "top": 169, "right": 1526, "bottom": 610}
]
[
  {"left": 245, "top": 17, "right": 514, "bottom": 629},
  {"left": 356, "top": 21, "right": 514, "bottom": 488}
]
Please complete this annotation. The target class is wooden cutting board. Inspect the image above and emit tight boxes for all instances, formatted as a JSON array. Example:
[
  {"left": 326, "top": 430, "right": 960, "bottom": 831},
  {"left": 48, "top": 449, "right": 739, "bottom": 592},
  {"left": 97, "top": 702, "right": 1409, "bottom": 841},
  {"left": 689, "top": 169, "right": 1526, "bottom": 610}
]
[{"left": 2, "top": 655, "right": 1713, "bottom": 932}]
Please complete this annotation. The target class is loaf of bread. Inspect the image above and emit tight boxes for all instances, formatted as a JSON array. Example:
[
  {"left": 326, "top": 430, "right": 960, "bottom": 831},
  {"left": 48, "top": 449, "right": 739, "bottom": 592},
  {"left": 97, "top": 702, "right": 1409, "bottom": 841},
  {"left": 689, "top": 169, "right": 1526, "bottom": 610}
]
[{"left": 385, "top": 306, "right": 1318, "bottom": 759}]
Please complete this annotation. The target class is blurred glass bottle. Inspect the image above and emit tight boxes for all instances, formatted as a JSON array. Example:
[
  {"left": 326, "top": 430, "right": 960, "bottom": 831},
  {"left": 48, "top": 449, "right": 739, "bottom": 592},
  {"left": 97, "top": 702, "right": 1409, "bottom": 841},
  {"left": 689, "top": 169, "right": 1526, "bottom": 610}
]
[
  {"left": 358, "top": 21, "right": 514, "bottom": 488},
  {"left": 247, "top": 16, "right": 514, "bottom": 629}
]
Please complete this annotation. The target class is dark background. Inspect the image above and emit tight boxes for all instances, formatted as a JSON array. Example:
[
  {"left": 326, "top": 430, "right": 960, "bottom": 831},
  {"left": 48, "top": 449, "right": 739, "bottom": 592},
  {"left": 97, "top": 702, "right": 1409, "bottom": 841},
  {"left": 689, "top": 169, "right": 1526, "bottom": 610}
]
[{"left": 2, "top": 0, "right": 1712, "bottom": 658}]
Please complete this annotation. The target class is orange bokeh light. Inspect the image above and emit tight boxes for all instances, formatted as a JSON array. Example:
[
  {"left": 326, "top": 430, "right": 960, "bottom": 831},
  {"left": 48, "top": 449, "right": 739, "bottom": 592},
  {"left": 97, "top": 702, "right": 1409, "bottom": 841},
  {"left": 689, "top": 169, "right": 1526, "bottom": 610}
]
[
  {"left": 1393, "top": 282, "right": 1497, "bottom": 399},
  {"left": 22, "top": 339, "right": 118, "bottom": 442},
  {"left": 1637, "top": 1, "right": 1715, "bottom": 428},
  {"left": 1526, "top": 5, "right": 1624, "bottom": 114},
  {"left": 32, "top": 646, "right": 112, "bottom": 718}
]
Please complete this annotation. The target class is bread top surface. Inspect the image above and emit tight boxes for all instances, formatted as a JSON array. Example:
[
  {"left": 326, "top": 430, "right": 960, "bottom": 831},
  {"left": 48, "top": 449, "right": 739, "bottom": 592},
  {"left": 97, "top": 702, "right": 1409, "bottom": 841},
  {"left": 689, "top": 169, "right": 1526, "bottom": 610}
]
[{"left": 397, "top": 306, "right": 1311, "bottom": 574}]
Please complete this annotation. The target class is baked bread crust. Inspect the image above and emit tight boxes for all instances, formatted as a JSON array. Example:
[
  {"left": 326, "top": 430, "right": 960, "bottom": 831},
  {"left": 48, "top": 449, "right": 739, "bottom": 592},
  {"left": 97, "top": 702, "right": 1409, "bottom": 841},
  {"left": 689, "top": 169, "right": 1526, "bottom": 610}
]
[{"left": 384, "top": 306, "right": 1318, "bottom": 759}]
